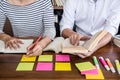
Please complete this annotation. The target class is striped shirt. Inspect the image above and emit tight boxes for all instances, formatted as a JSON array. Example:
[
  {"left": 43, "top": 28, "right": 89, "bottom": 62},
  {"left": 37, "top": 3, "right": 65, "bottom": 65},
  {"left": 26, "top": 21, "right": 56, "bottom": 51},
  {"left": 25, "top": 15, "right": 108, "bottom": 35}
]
[{"left": 0, "top": 0, "right": 56, "bottom": 39}]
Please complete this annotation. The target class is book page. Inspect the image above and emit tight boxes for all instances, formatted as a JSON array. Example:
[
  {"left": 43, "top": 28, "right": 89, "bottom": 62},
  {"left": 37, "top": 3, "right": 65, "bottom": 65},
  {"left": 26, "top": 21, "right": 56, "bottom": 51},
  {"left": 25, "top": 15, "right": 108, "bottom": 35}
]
[
  {"left": 62, "top": 38, "right": 85, "bottom": 47},
  {"left": 0, "top": 40, "right": 5, "bottom": 52},
  {"left": 113, "top": 35, "right": 120, "bottom": 47},
  {"left": 113, "top": 38, "right": 120, "bottom": 47},
  {"left": 43, "top": 37, "right": 64, "bottom": 53},
  {"left": 62, "top": 38, "right": 87, "bottom": 54},
  {"left": 83, "top": 30, "right": 108, "bottom": 51},
  {"left": 3, "top": 39, "right": 33, "bottom": 53},
  {"left": 62, "top": 46, "right": 88, "bottom": 54}
]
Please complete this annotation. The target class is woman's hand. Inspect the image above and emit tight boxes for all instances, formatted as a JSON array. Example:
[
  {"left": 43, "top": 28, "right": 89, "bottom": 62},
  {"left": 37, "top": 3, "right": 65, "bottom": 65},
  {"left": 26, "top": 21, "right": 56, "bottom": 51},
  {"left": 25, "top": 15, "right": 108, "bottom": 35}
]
[
  {"left": 4, "top": 37, "right": 23, "bottom": 50},
  {"left": 26, "top": 36, "right": 51, "bottom": 57},
  {"left": 26, "top": 42, "right": 43, "bottom": 56}
]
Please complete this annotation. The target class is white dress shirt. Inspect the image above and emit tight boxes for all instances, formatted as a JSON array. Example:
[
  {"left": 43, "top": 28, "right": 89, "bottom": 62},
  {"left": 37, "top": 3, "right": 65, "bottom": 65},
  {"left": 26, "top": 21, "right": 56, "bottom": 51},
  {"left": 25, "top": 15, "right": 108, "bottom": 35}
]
[{"left": 60, "top": 0, "right": 120, "bottom": 36}]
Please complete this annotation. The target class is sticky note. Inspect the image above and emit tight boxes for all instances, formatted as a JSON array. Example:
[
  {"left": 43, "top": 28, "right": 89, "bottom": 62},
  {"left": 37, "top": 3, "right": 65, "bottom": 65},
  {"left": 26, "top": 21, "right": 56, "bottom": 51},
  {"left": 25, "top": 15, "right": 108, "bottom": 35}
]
[
  {"left": 55, "top": 62, "right": 71, "bottom": 71},
  {"left": 21, "top": 55, "right": 36, "bottom": 62},
  {"left": 36, "top": 62, "right": 53, "bottom": 71},
  {"left": 75, "top": 62, "right": 95, "bottom": 71},
  {"left": 55, "top": 55, "right": 70, "bottom": 61},
  {"left": 16, "top": 63, "right": 34, "bottom": 71},
  {"left": 81, "top": 68, "right": 98, "bottom": 75},
  {"left": 38, "top": 55, "right": 53, "bottom": 61},
  {"left": 85, "top": 69, "right": 104, "bottom": 79}
]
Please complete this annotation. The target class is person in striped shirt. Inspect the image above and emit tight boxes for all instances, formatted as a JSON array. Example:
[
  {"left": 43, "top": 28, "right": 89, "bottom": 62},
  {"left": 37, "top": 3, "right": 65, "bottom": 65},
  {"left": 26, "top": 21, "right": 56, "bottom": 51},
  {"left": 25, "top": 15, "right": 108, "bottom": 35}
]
[
  {"left": 60, "top": 0, "right": 120, "bottom": 58},
  {"left": 0, "top": 0, "right": 56, "bottom": 56}
]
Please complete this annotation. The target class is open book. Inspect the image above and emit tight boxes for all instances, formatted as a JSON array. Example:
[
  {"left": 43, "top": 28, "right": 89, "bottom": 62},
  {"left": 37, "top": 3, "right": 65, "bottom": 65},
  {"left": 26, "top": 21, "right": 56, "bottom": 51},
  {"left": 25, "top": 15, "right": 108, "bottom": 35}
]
[
  {"left": 0, "top": 39, "right": 33, "bottom": 53},
  {"left": 113, "top": 35, "right": 120, "bottom": 47},
  {"left": 43, "top": 30, "right": 108, "bottom": 54}
]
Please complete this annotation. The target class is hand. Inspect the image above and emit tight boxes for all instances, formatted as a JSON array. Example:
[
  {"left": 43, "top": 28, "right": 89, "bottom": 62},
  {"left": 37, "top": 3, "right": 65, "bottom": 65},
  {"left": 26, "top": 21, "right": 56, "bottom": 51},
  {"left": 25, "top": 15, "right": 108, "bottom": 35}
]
[
  {"left": 26, "top": 43, "right": 43, "bottom": 56},
  {"left": 26, "top": 36, "right": 52, "bottom": 57},
  {"left": 4, "top": 37, "right": 23, "bottom": 50},
  {"left": 69, "top": 33, "right": 90, "bottom": 46},
  {"left": 69, "top": 33, "right": 83, "bottom": 46}
]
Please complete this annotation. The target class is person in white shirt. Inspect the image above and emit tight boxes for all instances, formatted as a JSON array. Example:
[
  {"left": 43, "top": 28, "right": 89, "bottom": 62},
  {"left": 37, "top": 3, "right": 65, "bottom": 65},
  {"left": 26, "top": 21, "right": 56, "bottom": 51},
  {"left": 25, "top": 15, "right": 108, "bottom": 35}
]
[{"left": 60, "top": 0, "right": 120, "bottom": 58}]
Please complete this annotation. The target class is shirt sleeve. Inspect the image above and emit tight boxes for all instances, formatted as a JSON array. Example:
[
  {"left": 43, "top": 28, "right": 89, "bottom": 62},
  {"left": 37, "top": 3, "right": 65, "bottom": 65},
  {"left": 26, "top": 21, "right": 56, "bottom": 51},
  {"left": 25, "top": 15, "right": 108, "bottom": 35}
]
[
  {"left": 43, "top": 0, "right": 56, "bottom": 40},
  {"left": 0, "top": 9, "right": 6, "bottom": 33},
  {"left": 60, "top": 0, "right": 77, "bottom": 33},
  {"left": 104, "top": 0, "right": 120, "bottom": 36}
]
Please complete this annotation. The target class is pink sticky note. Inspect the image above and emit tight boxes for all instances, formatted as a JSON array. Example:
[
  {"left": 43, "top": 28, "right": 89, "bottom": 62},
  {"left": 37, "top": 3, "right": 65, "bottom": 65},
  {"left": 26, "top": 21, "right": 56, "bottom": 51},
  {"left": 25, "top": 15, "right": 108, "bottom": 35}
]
[
  {"left": 36, "top": 62, "right": 53, "bottom": 71},
  {"left": 56, "top": 55, "right": 70, "bottom": 61},
  {"left": 81, "top": 68, "right": 98, "bottom": 75}
]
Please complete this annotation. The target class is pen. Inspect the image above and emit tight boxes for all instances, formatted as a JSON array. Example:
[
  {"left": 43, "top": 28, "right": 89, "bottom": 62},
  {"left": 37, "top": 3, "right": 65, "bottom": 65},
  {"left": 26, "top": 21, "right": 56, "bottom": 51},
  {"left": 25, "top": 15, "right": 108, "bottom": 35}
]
[
  {"left": 105, "top": 58, "right": 116, "bottom": 73},
  {"left": 115, "top": 60, "right": 120, "bottom": 74},
  {"left": 99, "top": 56, "right": 110, "bottom": 71},
  {"left": 93, "top": 56, "right": 100, "bottom": 69},
  {"left": 29, "top": 35, "right": 42, "bottom": 50}
]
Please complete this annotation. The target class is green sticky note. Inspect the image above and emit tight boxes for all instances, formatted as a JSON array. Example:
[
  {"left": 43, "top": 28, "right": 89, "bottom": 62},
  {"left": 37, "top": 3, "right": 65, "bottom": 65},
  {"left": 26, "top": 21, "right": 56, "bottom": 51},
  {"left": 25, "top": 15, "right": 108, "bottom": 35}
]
[
  {"left": 38, "top": 55, "right": 53, "bottom": 61},
  {"left": 75, "top": 62, "right": 95, "bottom": 71},
  {"left": 55, "top": 62, "right": 71, "bottom": 71},
  {"left": 16, "top": 63, "right": 34, "bottom": 71},
  {"left": 21, "top": 55, "right": 36, "bottom": 62}
]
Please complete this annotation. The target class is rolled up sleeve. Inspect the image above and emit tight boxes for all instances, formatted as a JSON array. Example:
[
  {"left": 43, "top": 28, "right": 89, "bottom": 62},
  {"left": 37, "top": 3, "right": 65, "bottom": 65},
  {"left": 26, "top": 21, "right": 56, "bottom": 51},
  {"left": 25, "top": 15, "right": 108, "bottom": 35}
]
[
  {"left": 60, "top": 0, "right": 76, "bottom": 33},
  {"left": 43, "top": 0, "right": 56, "bottom": 40}
]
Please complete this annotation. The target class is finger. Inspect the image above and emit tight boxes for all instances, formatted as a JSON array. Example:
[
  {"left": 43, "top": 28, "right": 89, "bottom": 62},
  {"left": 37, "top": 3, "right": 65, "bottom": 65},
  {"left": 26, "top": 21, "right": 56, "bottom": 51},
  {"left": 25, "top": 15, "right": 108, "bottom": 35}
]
[
  {"left": 14, "top": 40, "right": 21, "bottom": 48},
  {"left": 17, "top": 39, "right": 24, "bottom": 44},
  {"left": 77, "top": 53, "right": 86, "bottom": 58},
  {"left": 5, "top": 42, "right": 9, "bottom": 48},
  {"left": 74, "top": 35, "right": 81, "bottom": 46},
  {"left": 32, "top": 45, "right": 42, "bottom": 54},
  {"left": 73, "top": 34, "right": 77, "bottom": 45},
  {"left": 26, "top": 50, "right": 34, "bottom": 56},
  {"left": 82, "top": 35, "right": 91, "bottom": 40},
  {"left": 27, "top": 43, "right": 35, "bottom": 50},
  {"left": 69, "top": 36, "right": 74, "bottom": 45},
  {"left": 28, "top": 49, "right": 41, "bottom": 57},
  {"left": 70, "top": 35, "right": 76, "bottom": 45},
  {"left": 10, "top": 41, "right": 19, "bottom": 49},
  {"left": 7, "top": 42, "right": 13, "bottom": 49}
]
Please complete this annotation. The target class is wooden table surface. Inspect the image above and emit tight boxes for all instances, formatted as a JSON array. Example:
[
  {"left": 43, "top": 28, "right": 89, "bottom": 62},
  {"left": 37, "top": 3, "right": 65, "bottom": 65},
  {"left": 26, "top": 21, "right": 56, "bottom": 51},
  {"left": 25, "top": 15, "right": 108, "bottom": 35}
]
[{"left": 0, "top": 42, "right": 120, "bottom": 80}]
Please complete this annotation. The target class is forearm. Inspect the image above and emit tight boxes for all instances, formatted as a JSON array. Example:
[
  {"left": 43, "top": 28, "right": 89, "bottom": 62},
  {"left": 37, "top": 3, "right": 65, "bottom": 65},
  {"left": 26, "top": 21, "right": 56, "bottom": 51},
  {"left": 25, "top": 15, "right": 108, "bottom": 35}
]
[{"left": 38, "top": 36, "right": 52, "bottom": 49}]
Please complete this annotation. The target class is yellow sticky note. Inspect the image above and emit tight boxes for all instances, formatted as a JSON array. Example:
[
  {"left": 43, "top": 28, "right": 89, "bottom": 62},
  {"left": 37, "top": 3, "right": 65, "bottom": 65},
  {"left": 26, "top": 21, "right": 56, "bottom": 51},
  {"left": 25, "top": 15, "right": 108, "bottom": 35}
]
[
  {"left": 38, "top": 55, "right": 53, "bottom": 61},
  {"left": 55, "top": 62, "right": 71, "bottom": 71},
  {"left": 21, "top": 55, "right": 36, "bottom": 61},
  {"left": 85, "top": 69, "right": 104, "bottom": 79}
]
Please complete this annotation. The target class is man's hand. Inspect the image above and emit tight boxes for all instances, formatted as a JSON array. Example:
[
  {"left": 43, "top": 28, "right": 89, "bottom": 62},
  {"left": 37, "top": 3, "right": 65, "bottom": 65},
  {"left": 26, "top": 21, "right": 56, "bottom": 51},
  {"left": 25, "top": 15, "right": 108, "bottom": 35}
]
[{"left": 69, "top": 33, "right": 90, "bottom": 46}]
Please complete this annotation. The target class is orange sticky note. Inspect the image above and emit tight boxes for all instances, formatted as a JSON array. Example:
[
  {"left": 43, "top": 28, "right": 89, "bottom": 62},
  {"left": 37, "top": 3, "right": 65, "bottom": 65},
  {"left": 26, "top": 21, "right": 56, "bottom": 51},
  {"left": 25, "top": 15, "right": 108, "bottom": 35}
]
[{"left": 85, "top": 69, "right": 104, "bottom": 79}]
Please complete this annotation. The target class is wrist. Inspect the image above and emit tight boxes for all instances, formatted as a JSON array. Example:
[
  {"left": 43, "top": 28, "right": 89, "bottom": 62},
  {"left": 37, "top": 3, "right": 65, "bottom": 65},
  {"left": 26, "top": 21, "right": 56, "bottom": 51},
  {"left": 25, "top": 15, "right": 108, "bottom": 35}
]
[{"left": 0, "top": 34, "right": 12, "bottom": 42}]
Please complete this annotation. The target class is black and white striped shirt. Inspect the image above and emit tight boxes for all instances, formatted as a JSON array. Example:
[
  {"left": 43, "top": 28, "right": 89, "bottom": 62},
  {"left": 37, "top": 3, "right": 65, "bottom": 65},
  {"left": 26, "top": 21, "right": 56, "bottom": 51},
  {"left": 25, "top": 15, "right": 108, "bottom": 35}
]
[{"left": 0, "top": 0, "right": 56, "bottom": 39}]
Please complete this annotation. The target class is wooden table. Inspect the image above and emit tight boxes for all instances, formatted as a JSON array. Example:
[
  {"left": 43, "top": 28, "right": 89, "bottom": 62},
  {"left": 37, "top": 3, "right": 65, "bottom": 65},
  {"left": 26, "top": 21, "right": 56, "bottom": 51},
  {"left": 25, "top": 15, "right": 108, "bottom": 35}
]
[{"left": 0, "top": 42, "right": 120, "bottom": 80}]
